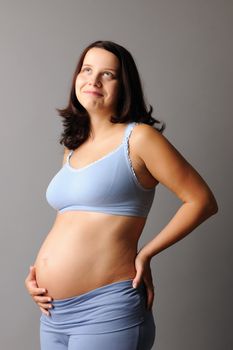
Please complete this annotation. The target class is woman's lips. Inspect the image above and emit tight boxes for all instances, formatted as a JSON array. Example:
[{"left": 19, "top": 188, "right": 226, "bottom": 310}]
[{"left": 84, "top": 91, "right": 103, "bottom": 97}]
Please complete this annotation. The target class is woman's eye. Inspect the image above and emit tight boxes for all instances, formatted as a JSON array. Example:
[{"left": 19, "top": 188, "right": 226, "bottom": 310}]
[
  {"left": 104, "top": 71, "right": 112, "bottom": 77},
  {"left": 81, "top": 68, "right": 114, "bottom": 78}
]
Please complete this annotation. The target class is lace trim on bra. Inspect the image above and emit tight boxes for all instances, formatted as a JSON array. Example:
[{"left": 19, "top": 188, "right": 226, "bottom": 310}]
[
  {"left": 66, "top": 143, "right": 123, "bottom": 172},
  {"left": 65, "top": 122, "right": 155, "bottom": 192},
  {"left": 125, "top": 123, "right": 155, "bottom": 192},
  {"left": 65, "top": 123, "right": 130, "bottom": 172}
]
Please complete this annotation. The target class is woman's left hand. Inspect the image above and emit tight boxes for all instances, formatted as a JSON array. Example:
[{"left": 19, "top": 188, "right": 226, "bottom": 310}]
[{"left": 132, "top": 252, "right": 155, "bottom": 311}]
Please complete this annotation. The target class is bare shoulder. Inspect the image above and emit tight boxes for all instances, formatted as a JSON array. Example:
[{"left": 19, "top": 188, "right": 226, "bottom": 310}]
[
  {"left": 132, "top": 122, "right": 183, "bottom": 159},
  {"left": 131, "top": 123, "right": 166, "bottom": 161},
  {"left": 132, "top": 122, "right": 188, "bottom": 173},
  {"left": 132, "top": 122, "right": 217, "bottom": 206},
  {"left": 133, "top": 123, "right": 162, "bottom": 140},
  {"left": 132, "top": 123, "right": 167, "bottom": 154}
]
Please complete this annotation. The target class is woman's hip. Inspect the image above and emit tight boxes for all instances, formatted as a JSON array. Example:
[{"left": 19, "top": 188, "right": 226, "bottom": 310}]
[{"left": 40, "top": 278, "right": 156, "bottom": 336}]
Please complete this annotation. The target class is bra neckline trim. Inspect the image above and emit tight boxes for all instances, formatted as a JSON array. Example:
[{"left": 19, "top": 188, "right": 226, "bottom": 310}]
[{"left": 66, "top": 122, "right": 133, "bottom": 173}]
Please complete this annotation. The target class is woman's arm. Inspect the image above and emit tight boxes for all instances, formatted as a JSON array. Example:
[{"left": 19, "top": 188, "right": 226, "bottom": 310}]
[{"left": 133, "top": 124, "right": 218, "bottom": 260}]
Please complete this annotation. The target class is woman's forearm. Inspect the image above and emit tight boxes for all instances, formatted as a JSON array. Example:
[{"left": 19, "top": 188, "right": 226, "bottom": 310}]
[{"left": 138, "top": 201, "right": 218, "bottom": 260}]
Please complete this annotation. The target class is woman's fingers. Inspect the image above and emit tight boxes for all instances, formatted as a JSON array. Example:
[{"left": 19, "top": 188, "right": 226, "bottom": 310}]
[
  {"left": 29, "top": 287, "right": 47, "bottom": 297},
  {"left": 143, "top": 277, "right": 155, "bottom": 311},
  {"left": 25, "top": 265, "right": 53, "bottom": 316},
  {"left": 35, "top": 295, "right": 53, "bottom": 317},
  {"left": 25, "top": 266, "right": 36, "bottom": 284},
  {"left": 39, "top": 306, "right": 51, "bottom": 317},
  {"left": 33, "top": 295, "right": 53, "bottom": 305},
  {"left": 146, "top": 286, "right": 155, "bottom": 311},
  {"left": 37, "top": 301, "right": 53, "bottom": 310}
]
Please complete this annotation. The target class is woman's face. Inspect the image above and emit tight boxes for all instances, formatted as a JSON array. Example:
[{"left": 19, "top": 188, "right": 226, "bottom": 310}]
[{"left": 75, "top": 47, "right": 120, "bottom": 117}]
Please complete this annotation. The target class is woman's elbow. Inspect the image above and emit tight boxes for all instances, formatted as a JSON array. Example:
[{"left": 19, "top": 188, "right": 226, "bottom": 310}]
[
  {"left": 206, "top": 200, "right": 218, "bottom": 216},
  {"left": 201, "top": 192, "right": 219, "bottom": 216}
]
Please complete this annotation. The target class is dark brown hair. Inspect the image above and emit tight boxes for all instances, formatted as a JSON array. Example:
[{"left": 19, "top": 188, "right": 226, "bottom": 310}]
[{"left": 56, "top": 40, "right": 166, "bottom": 150}]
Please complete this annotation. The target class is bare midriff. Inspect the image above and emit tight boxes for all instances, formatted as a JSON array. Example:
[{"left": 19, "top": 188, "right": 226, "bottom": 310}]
[{"left": 34, "top": 210, "right": 146, "bottom": 300}]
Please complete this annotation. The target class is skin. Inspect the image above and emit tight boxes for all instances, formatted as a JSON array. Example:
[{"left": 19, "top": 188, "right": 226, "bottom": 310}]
[{"left": 25, "top": 47, "right": 218, "bottom": 317}]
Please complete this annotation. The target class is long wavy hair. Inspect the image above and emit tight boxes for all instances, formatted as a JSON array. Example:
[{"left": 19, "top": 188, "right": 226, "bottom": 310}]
[{"left": 56, "top": 40, "right": 166, "bottom": 150}]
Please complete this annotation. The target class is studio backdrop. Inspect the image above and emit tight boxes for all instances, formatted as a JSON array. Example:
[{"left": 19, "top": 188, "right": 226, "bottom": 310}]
[{"left": 0, "top": 0, "right": 231, "bottom": 349}]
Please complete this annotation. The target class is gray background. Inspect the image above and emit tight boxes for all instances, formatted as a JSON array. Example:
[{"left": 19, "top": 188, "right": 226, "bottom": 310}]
[{"left": 0, "top": 0, "right": 232, "bottom": 349}]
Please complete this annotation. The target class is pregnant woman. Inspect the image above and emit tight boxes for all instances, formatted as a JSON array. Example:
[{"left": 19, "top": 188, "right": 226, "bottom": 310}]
[{"left": 25, "top": 40, "right": 218, "bottom": 350}]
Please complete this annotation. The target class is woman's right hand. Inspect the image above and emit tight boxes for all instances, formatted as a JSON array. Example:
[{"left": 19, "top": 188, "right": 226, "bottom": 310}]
[{"left": 24, "top": 265, "right": 53, "bottom": 316}]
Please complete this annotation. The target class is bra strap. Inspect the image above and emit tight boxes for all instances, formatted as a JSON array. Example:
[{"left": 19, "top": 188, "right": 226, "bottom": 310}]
[
  {"left": 66, "top": 150, "right": 73, "bottom": 163},
  {"left": 124, "top": 122, "right": 140, "bottom": 144}
]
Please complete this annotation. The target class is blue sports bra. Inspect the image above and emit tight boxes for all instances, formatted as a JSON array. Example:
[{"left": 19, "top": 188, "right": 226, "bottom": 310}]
[{"left": 46, "top": 122, "right": 156, "bottom": 218}]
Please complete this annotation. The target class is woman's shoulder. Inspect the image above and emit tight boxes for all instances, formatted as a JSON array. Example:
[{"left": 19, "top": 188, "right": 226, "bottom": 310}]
[
  {"left": 131, "top": 122, "right": 172, "bottom": 162},
  {"left": 132, "top": 122, "right": 163, "bottom": 142}
]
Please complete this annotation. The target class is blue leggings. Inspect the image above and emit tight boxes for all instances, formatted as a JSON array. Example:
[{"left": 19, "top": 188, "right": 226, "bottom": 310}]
[{"left": 40, "top": 279, "right": 156, "bottom": 350}]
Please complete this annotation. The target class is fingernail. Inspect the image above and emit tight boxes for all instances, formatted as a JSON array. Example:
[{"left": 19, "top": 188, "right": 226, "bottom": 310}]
[{"left": 132, "top": 283, "right": 137, "bottom": 288}]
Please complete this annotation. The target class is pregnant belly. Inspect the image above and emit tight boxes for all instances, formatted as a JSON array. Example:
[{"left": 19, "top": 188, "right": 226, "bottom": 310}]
[{"left": 34, "top": 223, "right": 138, "bottom": 299}]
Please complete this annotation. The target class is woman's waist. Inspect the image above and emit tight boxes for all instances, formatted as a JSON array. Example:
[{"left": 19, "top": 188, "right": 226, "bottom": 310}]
[
  {"left": 52, "top": 210, "right": 146, "bottom": 238},
  {"left": 36, "top": 220, "right": 139, "bottom": 269},
  {"left": 36, "top": 229, "right": 138, "bottom": 266}
]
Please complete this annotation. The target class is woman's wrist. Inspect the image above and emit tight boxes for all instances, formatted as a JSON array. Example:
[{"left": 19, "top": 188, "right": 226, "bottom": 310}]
[{"left": 137, "top": 247, "right": 152, "bottom": 263}]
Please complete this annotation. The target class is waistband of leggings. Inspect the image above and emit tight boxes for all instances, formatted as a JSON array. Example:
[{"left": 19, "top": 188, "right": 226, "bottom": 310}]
[
  {"left": 51, "top": 278, "right": 146, "bottom": 305},
  {"left": 40, "top": 278, "right": 148, "bottom": 334}
]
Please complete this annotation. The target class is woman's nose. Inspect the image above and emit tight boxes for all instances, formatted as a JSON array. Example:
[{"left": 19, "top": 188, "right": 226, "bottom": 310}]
[{"left": 88, "top": 74, "right": 101, "bottom": 87}]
